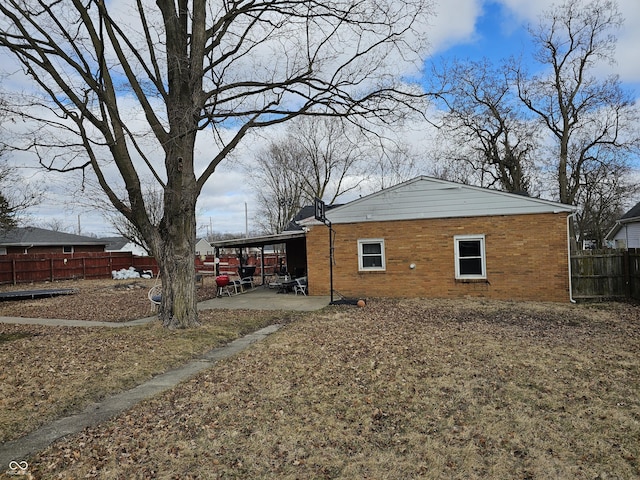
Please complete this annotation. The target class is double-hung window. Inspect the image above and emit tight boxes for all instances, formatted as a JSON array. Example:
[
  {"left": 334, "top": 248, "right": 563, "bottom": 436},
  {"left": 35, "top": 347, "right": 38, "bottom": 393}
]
[
  {"left": 358, "top": 239, "right": 385, "bottom": 271},
  {"left": 454, "top": 235, "right": 486, "bottom": 279}
]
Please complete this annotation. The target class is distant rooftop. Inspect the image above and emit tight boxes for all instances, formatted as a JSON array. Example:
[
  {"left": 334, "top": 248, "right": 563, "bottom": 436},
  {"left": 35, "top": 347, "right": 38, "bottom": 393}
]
[{"left": 0, "top": 227, "right": 106, "bottom": 246}]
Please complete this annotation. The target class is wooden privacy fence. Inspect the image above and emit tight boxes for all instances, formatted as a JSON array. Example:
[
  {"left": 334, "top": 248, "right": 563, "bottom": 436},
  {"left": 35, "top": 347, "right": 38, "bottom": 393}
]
[
  {"left": 0, "top": 253, "right": 158, "bottom": 285},
  {"left": 194, "top": 254, "right": 284, "bottom": 278},
  {"left": 0, "top": 252, "right": 283, "bottom": 285},
  {"left": 571, "top": 249, "right": 640, "bottom": 301}
]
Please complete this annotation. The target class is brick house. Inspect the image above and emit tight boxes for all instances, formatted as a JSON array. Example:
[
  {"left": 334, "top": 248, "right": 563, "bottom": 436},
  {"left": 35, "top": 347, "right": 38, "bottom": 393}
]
[
  {"left": 0, "top": 227, "right": 107, "bottom": 255},
  {"left": 302, "top": 176, "right": 576, "bottom": 302}
]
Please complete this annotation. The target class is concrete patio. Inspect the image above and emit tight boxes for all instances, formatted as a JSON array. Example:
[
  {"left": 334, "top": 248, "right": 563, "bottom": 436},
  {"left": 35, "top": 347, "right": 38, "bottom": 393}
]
[{"left": 197, "top": 285, "right": 331, "bottom": 311}]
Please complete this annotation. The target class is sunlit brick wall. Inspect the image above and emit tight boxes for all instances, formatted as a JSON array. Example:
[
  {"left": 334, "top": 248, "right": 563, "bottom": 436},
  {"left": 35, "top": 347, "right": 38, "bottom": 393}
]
[{"left": 306, "top": 213, "right": 571, "bottom": 302}]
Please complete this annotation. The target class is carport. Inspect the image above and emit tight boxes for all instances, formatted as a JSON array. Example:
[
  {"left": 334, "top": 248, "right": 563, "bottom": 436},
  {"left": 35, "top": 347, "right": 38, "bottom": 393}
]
[{"left": 210, "top": 231, "right": 307, "bottom": 286}]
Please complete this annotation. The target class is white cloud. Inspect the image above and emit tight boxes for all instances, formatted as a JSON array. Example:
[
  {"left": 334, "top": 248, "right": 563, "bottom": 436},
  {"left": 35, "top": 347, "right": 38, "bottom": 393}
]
[
  {"left": 614, "top": 0, "right": 640, "bottom": 84},
  {"left": 427, "top": 0, "right": 483, "bottom": 54}
]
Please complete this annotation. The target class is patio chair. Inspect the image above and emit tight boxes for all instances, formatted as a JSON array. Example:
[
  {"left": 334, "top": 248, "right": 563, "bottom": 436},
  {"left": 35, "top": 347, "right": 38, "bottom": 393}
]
[
  {"left": 293, "top": 276, "right": 307, "bottom": 295},
  {"left": 148, "top": 283, "right": 162, "bottom": 310},
  {"left": 268, "top": 273, "right": 286, "bottom": 289},
  {"left": 225, "top": 279, "right": 242, "bottom": 295},
  {"left": 239, "top": 276, "right": 254, "bottom": 291},
  {"left": 225, "top": 277, "right": 253, "bottom": 295}
]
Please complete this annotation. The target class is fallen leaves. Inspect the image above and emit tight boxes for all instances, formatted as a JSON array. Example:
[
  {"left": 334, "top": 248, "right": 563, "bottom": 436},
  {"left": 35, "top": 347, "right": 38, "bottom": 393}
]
[
  {"left": 0, "top": 305, "right": 286, "bottom": 444},
  {"left": 3, "top": 297, "right": 640, "bottom": 479},
  {"left": 0, "top": 278, "right": 219, "bottom": 322}
]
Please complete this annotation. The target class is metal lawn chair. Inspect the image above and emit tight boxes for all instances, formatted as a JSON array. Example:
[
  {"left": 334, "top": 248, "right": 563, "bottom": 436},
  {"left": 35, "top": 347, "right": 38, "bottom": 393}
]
[{"left": 293, "top": 276, "right": 307, "bottom": 295}]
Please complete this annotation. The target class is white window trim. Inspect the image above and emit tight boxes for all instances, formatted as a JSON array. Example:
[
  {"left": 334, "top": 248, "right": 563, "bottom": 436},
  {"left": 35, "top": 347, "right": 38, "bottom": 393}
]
[
  {"left": 358, "top": 238, "right": 386, "bottom": 272},
  {"left": 63, "top": 245, "right": 74, "bottom": 254},
  {"left": 454, "top": 234, "right": 486, "bottom": 280}
]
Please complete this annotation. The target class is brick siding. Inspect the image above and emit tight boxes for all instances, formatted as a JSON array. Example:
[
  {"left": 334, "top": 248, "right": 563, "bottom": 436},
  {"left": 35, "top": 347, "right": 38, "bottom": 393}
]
[{"left": 306, "top": 213, "right": 571, "bottom": 302}]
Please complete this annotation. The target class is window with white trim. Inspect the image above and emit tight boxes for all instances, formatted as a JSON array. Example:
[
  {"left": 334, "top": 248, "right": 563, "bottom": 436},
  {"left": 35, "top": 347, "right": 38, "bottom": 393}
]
[
  {"left": 63, "top": 245, "right": 74, "bottom": 254},
  {"left": 454, "top": 235, "right": 486, "bottom": 279},
  {"left": 358, "top": 239, "right": 385, "bottom": 271}
]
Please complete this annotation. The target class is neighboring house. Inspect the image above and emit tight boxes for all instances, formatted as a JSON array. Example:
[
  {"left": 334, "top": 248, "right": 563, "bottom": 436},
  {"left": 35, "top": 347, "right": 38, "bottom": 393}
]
[
  {"left": 0, "top": 227, "right": 107, "bottom": 255},
  {"left": 605, "top": 202, "right": 640, "bottom": 249},
  {"left": 102, "top": 236, "right": 149, "bottom": 256},
  {"left": 302, "top": 176, "right": 576, "bottom": 302},
  {"left": 195, "top": 238, "right": 214, "bottom": 256}
]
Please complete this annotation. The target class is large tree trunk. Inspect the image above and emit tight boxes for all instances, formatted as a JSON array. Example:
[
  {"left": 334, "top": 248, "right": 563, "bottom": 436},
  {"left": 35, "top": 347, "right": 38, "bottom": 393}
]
[
  {"left": 156, "top": 207, "right": 199, "bottom": 329},
  {"left": 155, "top": 151, "right": 200, "bottom": 329},
  {"left": 158, "top": 260, "right": 199, "bottom": 329}
]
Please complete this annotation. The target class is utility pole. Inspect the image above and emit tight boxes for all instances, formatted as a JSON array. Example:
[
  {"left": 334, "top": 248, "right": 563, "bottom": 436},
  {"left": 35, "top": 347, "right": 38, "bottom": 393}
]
[{"left": 245, "top": 202, "right": 249, "bottom": 238}]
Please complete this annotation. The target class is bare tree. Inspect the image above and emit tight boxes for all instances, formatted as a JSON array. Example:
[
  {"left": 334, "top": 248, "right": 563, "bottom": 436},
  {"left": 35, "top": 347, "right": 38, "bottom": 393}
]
[
  {"left": 288, "top": 115, "right": 368, "bottom": 204},
  {"left": 0, "top": 99, "right": 41, "bottom": 231},
  {"left": 34, "top": 218, "right": 72, "bottom": 233},
  {"left": 100, "top": 183, "right": 164, "bottom": 255},
  {"left": 516, "top": 0, "right": 639, "bottom": 206},
  {"left": 369, "top": 141, "right": 419, "bottom": 191},
  {"left": 0, "top": 0, "right": 433, "bottom": 327},
  {"left": 0, "top": 159, "right": 41, "bottom": 232},
  {"left": 430, "top": 58, "right": 539, "bottom": 194},
  {"left": 573, "top": 156, "right": 639, "bottom": 248},
  {"left": 252, "top": 140, "right": 307, "bottom": 234},
  {"left": 252, "top": 115, "right": 419, "bottom": 232}
]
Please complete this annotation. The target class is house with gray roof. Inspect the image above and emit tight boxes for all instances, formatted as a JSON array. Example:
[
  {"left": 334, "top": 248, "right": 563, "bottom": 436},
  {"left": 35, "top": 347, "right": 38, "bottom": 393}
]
[
  {"left": 302, "top": 176, "right": 576, "bottom": 302},
  {"left": 0, "top": 227, "right": 107, "bottom": 255},
  {"left": 605, "top": 202, "right": 640, "bottom": 248},
  {"left": 102, "top": 236, "right": 149, "bottom": 256},
  {"left": 202, "top": 176, "right": 579, "bottom": 302}
]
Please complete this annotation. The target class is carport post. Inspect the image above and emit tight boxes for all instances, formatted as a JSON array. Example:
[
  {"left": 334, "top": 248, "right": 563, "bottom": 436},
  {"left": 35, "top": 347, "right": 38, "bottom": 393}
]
[{"left": 260, "top": 245, "right": 266, "bottom": 286}]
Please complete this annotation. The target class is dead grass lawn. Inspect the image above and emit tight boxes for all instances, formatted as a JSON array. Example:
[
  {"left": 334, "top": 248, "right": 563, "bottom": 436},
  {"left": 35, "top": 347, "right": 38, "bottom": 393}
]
[
  {"left": 0, "top": 277, "right": 218, "bottom": 322},
  {"left": 0, "top": 278, "right": 292, "bottom": 444},
  {"left": 10, "top": 298, "right": 639, "bottom": 479}
]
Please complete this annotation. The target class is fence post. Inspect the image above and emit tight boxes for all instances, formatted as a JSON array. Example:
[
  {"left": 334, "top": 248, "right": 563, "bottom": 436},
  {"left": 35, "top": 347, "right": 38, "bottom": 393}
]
[
  {"left": 12, "top": 259, "right": 16, "bottom": 285},
  {"left": 623, "top": 249, "right": 631, "bottom": 299}
]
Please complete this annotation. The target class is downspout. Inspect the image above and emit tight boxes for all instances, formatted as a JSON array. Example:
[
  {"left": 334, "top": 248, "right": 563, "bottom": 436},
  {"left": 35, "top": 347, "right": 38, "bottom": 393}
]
[{"left": 567, "top": 212, "right": 577, "bottom": 304}]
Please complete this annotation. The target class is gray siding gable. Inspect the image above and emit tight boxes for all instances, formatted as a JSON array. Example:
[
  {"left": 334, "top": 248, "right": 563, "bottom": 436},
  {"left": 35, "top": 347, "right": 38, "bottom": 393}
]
[{"left": 315, "top": 176, "right": 575, "bottom": 225}]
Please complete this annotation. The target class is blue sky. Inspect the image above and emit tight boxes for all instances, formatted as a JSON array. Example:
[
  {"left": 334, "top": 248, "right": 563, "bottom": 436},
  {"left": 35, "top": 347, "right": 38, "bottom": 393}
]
[
  {"left": 428, "top": 0, "right": 640, "bottom": 93},
  {"left": 13, "top": 0, "right": 640, "bottom": 236},
  {"left": 445, "top": 3, "right": 532, "bottom": 61}
]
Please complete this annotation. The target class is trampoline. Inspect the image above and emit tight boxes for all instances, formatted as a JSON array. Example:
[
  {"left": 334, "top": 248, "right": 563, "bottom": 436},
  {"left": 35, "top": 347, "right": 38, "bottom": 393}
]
[{"left": 0, "top": 288, "right": 77, "bottom": 301}]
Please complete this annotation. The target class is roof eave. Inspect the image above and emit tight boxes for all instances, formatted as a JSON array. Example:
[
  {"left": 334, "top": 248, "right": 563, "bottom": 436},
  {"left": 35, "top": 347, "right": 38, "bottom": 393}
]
[{"left": 210, "top": 231, "right": 306, "bottom": 249}]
